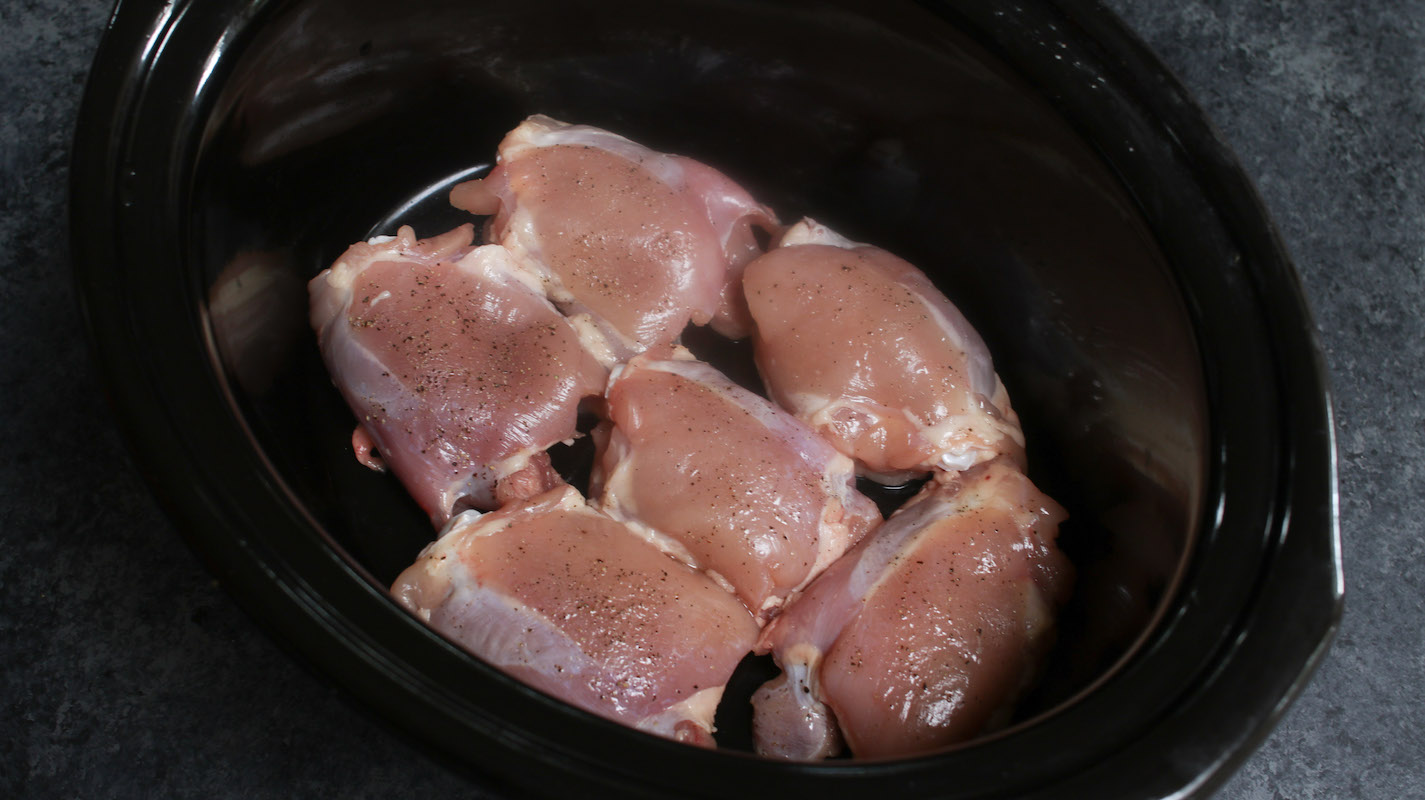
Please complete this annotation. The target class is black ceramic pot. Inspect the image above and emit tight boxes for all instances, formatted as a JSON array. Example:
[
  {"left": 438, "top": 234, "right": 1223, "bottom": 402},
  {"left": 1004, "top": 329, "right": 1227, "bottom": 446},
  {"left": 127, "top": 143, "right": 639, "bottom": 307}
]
[{"left": 71, "top": 0, "right": 1342, "bottom": 797}]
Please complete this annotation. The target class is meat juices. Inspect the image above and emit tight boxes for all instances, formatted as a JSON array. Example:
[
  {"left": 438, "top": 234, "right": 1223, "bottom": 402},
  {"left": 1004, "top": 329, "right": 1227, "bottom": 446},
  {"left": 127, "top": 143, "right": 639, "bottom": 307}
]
[
  {"left": 393, "top": 486, "right": 759, "bottom": 746},
  {"left": 752, "top": 460, "right": 1072, "bottom": 759},
  {"left": 593, "top": 348, "right": 881, "bottom": 620},
  {"left": 450, "top": 115, "right": 779, "bottom": 361},
  {"left": 743, "top": 219, "right": 1025, "bottom": 483},
  {"left": 309, "top": 224, "right": 607, "bottom": 527}
]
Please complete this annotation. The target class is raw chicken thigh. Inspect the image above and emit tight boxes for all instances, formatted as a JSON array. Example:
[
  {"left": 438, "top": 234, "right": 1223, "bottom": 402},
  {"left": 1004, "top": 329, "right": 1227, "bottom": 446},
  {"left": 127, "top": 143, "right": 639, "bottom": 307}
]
[
  {"left": 450, "top": 115, "right": 779, "bottom": 360},
  {"left": 593, "top": 348, "right": 881, "bottom": 620},
  {"left": 743, "top": 219, "right": 1024, "bottom": 482},
  {"left": 392, "top": 485, "right": 759, "bottom": 745},
  {"left": 306, "top": 115, "right": 1077, "bottom": 758},
  {"left": 309, "top": 224, "right": 607, "bottom": 527},
  {"left": 752, "top": 459, "right": 1072, "bottom": 759}
]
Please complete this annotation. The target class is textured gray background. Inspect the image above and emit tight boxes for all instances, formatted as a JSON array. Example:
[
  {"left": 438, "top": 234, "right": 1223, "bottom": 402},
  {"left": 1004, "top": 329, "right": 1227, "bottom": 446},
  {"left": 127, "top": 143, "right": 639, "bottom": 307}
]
[{"left": 2, "top": 0, "right": 1420, "bottom": 797}]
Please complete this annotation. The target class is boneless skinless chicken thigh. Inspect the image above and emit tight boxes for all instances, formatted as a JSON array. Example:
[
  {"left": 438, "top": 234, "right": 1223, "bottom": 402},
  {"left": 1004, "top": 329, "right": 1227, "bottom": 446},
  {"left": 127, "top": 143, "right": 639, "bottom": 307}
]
[
  {"left": 593, "top": 347, "right": 881, "bottom": 620},
  {"left": 752, "top": 459, "right": 1072, "bottom": 759},
  {"left": 304, "top": 116, "right": 1075, "bottom": 755},
  {"left": 450, "top": 115, "right": 779, "bottom": 361},
  {"left": 744, "top": 219, "right": 1025, "bottom": 482},
  {"left": 393, "top": 485, "right": 758, "bottom": 746},
  {"left": 309, "top": 224, "right": 607, "bottom": 527}
]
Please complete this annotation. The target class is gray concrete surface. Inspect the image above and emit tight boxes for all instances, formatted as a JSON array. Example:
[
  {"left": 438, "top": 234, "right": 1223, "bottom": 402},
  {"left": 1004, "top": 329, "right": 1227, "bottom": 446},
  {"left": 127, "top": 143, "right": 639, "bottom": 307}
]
[{"left": 2, "top": 0, "right": 1419, "bottom": 797}]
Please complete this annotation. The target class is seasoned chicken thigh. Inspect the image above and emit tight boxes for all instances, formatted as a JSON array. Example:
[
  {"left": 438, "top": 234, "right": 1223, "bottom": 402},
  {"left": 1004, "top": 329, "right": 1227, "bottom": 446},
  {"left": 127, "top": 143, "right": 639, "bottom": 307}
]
[
  {"left": 752, "top": 460, "right": 1072, "bottom": 759},
  {"left": 450, "top": 115, "right": 779, "bottom": 360},
  {"left": 593, "top": 348, "right": 881, "bottom": 620},
  {"left": 743, "top": 219, "right": 1024, "bottom": 482},
  {"left": 309, "top": 224, "right": 607, "bottom": 527},
  {"left": 393, "top": 485, "right": 759, "bottom": 745}
]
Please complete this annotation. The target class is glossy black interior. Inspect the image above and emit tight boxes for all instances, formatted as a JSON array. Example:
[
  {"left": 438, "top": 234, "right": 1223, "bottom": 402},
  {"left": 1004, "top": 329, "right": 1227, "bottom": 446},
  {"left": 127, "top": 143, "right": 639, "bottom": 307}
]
[{"left": 72, "top": 0, "right": 1341, "bottom": 797}]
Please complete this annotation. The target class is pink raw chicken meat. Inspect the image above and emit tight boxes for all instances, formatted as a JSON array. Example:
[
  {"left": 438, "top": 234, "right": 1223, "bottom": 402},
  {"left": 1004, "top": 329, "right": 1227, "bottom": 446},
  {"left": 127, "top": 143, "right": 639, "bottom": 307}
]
[
  {"left": 752, "top": 459, "right": 1072, "bottom": 760},
  {"left": 743, "top": 219, "right": 1025, "bottom": 483},
  {"left": 392, "top": 485, "right": 759, "bottom": 746},
  {"left": 308, "top": 224, "right": 607, "bottom": 527},
  {"left": 449, "top": 115, "right": 779, "bottom": 361},
  {"left": 592, "top": 348, "right": 881, "bottom": 621}
]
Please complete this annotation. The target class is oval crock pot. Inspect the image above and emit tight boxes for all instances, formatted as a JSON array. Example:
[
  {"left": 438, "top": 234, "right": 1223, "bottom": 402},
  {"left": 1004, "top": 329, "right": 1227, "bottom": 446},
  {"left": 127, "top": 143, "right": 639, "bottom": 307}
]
[{"left": 70, "top": 0, "right": 1343, "bottom": 796}]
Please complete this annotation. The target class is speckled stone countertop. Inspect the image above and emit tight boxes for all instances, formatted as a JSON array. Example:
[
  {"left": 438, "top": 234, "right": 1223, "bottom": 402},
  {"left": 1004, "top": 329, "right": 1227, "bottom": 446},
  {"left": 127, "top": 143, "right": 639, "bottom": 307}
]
[{"left": 2, "top": 1, "right": 1420, "bottom": 797}]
